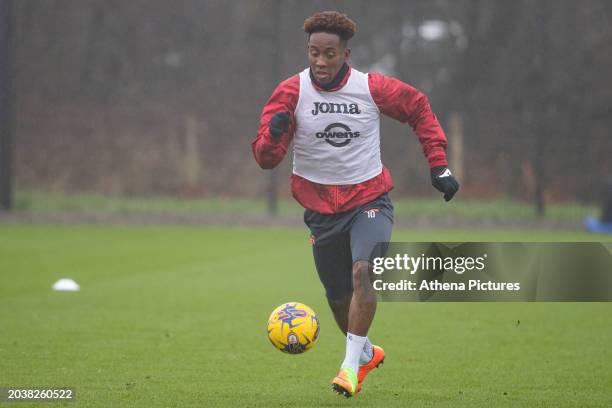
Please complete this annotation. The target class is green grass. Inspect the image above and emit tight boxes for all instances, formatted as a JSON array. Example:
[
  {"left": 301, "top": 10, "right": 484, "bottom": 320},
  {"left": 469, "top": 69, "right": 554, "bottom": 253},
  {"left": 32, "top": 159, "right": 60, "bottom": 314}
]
[
  {"left": 14, "top": 191, "right": 301, "bottom": 216},
  {"left": 392, "top": 198, "right": 599, "bottom": 222},
  {"left": 13, "top": 191, "right": 600, "bottom": 222},
  {"left": 0, "top": 225, "right": 611, "bottom": 407}
]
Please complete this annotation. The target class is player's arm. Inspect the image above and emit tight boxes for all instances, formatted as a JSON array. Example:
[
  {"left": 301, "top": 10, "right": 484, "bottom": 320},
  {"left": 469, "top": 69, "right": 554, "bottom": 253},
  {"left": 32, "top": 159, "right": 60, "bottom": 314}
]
[
  {"left": 251, "top": 76, "right": 299, "bottom": 169},
  {"left": 369, "top": 72, "right": 459, "bottom": 201}
]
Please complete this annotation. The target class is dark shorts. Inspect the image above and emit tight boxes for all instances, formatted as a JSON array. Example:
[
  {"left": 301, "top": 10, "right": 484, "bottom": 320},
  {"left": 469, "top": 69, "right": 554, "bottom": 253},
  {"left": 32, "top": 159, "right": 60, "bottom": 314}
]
[{"left": 304, "top": 193, "right": 394, "bottom": 300}]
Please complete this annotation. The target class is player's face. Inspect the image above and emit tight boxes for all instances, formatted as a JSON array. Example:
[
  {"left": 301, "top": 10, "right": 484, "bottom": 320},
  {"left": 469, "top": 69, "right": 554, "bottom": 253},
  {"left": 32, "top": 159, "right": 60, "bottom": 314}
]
[{"left": 307, "top": 32, "right": 350, "bottom": 85}]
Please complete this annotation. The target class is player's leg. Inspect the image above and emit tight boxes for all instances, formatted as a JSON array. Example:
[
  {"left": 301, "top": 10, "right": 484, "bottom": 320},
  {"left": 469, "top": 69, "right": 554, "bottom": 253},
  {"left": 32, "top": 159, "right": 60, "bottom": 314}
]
[
  {"left": 327, "top": 295, "right": 351, "bottom": 335},
  {"left": 311, "top": 235, "right": 353, "bottom": 334},
  {"left": 334, "top": 195, "right": 393, "bottom": 396},
  {"left": 348, "top": 195, "right": 393, "bottom": 333},
  {"left": 347, "top": 259, "right": 376, "bottom": 336},
  {"left": 345, "top": 206, "right": 392, "bottom": 358},
  {"left": 305, "top": 208, "right": 354, "bottom": 335}
]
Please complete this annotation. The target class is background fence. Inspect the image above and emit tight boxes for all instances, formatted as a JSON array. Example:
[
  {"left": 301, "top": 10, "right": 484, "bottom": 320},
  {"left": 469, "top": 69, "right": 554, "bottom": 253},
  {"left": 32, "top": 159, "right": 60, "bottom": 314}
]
[{"left": 2, "top": 0, "right": 611, "bottom": 213}]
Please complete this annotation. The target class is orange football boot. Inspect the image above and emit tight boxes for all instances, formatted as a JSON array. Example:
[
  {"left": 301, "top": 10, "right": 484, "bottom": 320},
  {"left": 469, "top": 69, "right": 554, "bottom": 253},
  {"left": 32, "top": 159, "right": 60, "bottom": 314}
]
[
  {"left": 331, "top": 367, "right": 358, "bottom": 398},
  {"left": 355, "top": 345, "right": 385, "bottom": 393}
]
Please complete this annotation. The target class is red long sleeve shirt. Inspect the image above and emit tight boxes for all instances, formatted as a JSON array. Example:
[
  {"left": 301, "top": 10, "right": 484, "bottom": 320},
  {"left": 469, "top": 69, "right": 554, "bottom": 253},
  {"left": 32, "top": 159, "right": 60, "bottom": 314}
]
[{"left": 252, "top": 65, "right": 448, "bottom": 214}]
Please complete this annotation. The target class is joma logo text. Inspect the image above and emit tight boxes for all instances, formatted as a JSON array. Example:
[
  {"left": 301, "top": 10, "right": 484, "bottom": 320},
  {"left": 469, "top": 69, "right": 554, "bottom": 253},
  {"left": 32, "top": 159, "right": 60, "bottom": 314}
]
[{"left": 311, "top": 102, "right": 361, "bottom": 116}]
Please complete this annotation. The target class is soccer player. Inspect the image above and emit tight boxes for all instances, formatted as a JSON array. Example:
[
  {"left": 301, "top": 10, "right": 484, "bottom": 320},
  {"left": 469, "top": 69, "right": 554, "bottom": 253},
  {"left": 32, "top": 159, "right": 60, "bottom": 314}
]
[{"left": 252, "top": 11, "right": 459, "bottom": 397}]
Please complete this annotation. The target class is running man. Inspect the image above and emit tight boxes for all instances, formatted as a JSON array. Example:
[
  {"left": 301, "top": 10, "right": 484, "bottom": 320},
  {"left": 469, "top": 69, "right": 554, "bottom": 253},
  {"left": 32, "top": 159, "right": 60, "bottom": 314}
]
[{"left": 252, "top": 11, "right": 459, "bottom": 397}]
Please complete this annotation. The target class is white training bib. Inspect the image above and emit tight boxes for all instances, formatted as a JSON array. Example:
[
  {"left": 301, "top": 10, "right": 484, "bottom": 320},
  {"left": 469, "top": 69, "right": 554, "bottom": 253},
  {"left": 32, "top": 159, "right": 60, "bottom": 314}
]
[{"left": 292, "top": 67, "right": 381, "bottom": 185}]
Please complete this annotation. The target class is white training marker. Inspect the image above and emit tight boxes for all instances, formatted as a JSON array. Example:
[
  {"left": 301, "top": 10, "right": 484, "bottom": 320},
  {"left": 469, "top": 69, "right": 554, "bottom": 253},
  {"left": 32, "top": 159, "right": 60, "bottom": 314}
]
[{"left": 52, "top": 278, "right": 80, "bottom": 292}]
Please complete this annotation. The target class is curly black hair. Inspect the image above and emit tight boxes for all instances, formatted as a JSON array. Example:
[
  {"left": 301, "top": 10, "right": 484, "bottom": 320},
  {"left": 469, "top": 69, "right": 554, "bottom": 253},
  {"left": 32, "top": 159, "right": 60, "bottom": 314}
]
[{"left": 303, "top": 11, "right": 357, "bottom": 43}]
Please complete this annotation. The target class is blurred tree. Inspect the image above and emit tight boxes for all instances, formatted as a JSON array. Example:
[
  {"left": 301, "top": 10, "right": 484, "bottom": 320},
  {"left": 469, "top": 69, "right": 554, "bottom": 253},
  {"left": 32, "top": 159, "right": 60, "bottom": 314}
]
[
  {"left": 8, "top": 0, "right": 612, "bottom": 203},
  {"left": 0, "top": 0, "right": 13, "bottom": 210}
]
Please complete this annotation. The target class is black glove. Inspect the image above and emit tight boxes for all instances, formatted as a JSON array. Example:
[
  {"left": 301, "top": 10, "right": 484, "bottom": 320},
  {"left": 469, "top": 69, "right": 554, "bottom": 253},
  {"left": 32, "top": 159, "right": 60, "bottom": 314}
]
[
  {"left": 269, "top": 112, "right": 291, "bottom": 139},
  {"left": 431, "top": 166, "right": 459, "bottom": 202}
]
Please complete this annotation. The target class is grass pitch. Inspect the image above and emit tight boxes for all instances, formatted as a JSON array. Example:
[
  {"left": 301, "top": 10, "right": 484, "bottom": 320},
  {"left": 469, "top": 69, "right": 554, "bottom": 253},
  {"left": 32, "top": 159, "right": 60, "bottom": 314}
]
[
  {"left": 0, "top": 225, "right": 611, "bottom": 407},
  {"left": 14, "top": 190, "right": 599, "bottom": 222}
]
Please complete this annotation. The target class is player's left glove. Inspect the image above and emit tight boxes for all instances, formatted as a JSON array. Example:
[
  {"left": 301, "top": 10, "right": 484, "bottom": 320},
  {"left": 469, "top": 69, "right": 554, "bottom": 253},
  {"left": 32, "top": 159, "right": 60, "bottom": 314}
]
[{"left": 431, "top": 166, "right": 459, "bottom": 202}]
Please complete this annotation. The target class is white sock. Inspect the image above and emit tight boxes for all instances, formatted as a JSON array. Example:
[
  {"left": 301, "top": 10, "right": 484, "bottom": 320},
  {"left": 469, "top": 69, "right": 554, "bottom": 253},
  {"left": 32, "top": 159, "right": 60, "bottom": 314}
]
[
  {"left": 359, "top": 337, "right": 374, "bottom": 365},
  {"left": 341, "top": 333, "right": 367, "bottom": 374}
]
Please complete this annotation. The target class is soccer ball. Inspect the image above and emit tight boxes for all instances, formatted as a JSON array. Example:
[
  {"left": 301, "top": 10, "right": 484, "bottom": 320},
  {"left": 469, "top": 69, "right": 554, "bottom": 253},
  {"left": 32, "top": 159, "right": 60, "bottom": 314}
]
[{"left": 267, "top": 302, "right": 320, "bottom": 354}]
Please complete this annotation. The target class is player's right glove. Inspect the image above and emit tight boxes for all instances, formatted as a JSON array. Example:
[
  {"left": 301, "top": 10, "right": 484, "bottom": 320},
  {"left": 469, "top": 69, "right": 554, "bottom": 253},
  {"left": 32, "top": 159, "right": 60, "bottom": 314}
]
[
  {"left": 269, "top": 112, "right": 291, "bottom": 139},
  {"left": 431, "top": 166, "right": 460, "bottom": 202}
]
